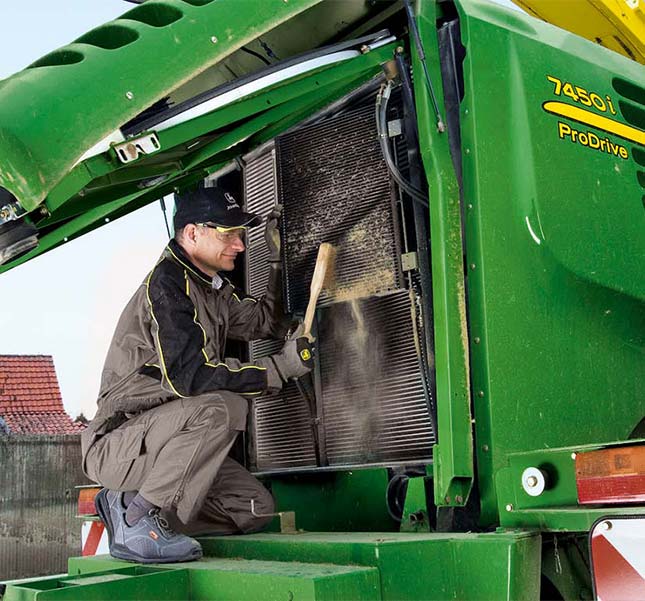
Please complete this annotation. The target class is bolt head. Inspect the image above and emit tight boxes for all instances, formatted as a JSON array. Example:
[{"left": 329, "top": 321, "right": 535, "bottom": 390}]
[
  {"left": 125, "top": 143, "right": 138, "bottom": 160},
  {"left": 600, "top": 520, "right": 612, "bottom": 531},
  {"left": 571, "top": 452, "right": 577, "bottom": 460},
  {"left": 210, "top": 36, "right": 218, "bottom": 44},
  {"left": 478, "top": 390, "right": 484, "bottom": 397},
  {"left": 126, "top": 91, "right": 134, "bottom": 100},
  {"left": 505, "top": 504, "right": 513, "bottom": 512},
  {"left": 482, "top": 444, "right": 489, "bottom": 452},
  {"left": 474, "top": 337, "right": 481, "bottom": 344},
  {"left": 526, "top": 475, "right": 538, "bottom": 488}
]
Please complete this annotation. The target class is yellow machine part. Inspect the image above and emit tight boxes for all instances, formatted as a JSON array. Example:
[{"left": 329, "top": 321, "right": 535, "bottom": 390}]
[{"left": 512, "top": 0, "right": 645, "bottom": 64}]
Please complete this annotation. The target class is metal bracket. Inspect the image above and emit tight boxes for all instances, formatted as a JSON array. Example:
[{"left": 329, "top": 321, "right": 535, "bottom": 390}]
[
  {"left": 251, "top": 499, "right": 297, "bottom": 534},
  {"left": 400, "top": 476, "right": 431, "bottom": 532},
  {"left": 114, "top": 132, "right": 161, "bottom": 164},
  {"left": 0, "top": 202, "right": 24, "bottom": 226},
  {"left": 401, "top": 251, "right": 418, "bottom": 272},
  {"left": 388, "top": 118, "right": 403, "bottom": 138}
]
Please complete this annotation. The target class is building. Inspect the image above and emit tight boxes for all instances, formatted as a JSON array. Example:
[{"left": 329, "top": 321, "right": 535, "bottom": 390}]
[{"left": 0, "top": 355, "right": 84, "bottom": 435}]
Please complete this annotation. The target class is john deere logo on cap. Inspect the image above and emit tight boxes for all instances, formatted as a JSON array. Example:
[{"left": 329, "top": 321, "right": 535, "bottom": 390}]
[
  {"left": 224, "top": 192, "right": 238, "bottom": 211},
  {"left": 300, "top": 349, "right": 311, "bottom": 361}
]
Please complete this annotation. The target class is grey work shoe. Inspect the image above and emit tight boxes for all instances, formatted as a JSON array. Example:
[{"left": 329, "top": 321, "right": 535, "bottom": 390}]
[{"left": 95, "top": 488, "right": 202, "bottom": 564}]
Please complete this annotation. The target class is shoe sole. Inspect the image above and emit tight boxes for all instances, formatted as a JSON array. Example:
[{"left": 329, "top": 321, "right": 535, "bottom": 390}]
[
  {"left": 95, "top": 489, "right": 202, "bottom": 564},
  {"left": 110, "top": 546, "right": 203, "bottom": 564},
  {"left": 94, "top": 489, "right": 114, "bottom": 550}
]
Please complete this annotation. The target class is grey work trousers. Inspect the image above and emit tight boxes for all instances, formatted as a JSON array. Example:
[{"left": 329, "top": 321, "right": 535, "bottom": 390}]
[{"left": 84, "top": 392, "right": 274, "bottom": 535}]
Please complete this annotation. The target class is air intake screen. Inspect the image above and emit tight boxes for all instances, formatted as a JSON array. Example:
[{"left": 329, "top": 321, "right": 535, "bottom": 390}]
[
  {"left": 319, "top": 290, "right": 434, "bottom": 465},
  {"left": 278, "top": 104, "right": 403, "bottom": 313},
  {"left": 243, "top": 96, "right": 435, "bottom": 473},
  {"left": 243, "top": 145, "right": 318, "bottom": 471}
]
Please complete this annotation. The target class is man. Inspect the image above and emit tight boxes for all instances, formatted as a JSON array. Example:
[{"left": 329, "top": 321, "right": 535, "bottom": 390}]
[{"left": 81, "top": 186, "right": 312, "bottom": 564}]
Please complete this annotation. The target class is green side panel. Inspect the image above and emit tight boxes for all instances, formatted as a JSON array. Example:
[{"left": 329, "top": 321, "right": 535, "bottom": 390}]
[
  {"left": 268, "top": 469, "right": 398, "bottom": 532},
  {"left": 495, "top": 440, "right": 645, "bottom": 529},
  {"left": 4, "top": 568, "right": 190, "bottom": 601},
  {"left": 195, "top": 531, "right": 540, "bottom": 601},
  {"left": 501, "top": 505, "right": 645, "bottom": 531},
  {"left": 456, "top": 0, "right": 645, "bottom": 526},
  {"left": 59, "top": 532, "right": 540, "bottom": 600},
  {"left": 0, "top": 0, "right": 320, "bottom": 211},
  {"left": 414, "top": 0, "right": 474, "bottom": 508},
  {"left": 7, "top": 559, "right": 379, "bottom": 601}
]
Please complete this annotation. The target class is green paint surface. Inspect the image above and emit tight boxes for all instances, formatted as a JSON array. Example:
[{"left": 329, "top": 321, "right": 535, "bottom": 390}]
[
  {"left": 0, "top": 0, "right": 321, "bottom": 211},
  {"left": 455, "top": 0, "right": 645, "bottom": 527},
  {"left": 7, "top": 558, "right": 379, "bottom": 601},
  {"left": 43, "top": 531, "right": 539, "bottom": 601}
]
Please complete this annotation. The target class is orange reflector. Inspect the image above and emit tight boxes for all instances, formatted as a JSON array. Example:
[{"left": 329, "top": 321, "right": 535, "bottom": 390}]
[
  {"left": 576, "top": 446, "right": 645, "bottom": 504},
  {"left": 77, "top": 486, "right": 102, "bottom": 516}
]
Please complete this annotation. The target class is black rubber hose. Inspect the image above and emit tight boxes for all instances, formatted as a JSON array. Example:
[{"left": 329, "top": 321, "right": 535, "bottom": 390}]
[{"left": 375, "top": 83, "right": 429, "bottom": 207}]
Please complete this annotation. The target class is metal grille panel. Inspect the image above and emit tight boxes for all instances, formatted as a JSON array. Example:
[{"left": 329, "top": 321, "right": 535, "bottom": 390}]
[
  {"left": 244, "top": 146, "right": 318, "bottom": 471},
  {"left": 243, "top": 101, "right": 434, "bottom": 473},
  {"left": 319, "top": 290, "right": 434, "bottom": 465},
  {"left": 251, "top": 383, "right": 318, "bottom": 470},
  {"left": 244, "top": 146, "right": 278, "bottom": 298},
  {"left": 277, "top": 104, "right": 403, "bottom": 313}
]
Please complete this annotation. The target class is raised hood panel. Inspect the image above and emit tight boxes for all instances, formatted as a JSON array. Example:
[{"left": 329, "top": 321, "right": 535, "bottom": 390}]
[{"left": 0, "top": 0, "right": 401, "bottom": 272}]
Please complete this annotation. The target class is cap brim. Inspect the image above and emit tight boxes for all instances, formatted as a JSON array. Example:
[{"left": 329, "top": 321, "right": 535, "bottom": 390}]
[
  {"left": 209, "top": 211, "right": 262, "bottom": 229},
  {"left": 241, "top": 213, "right": 263, "bottom": 228}
]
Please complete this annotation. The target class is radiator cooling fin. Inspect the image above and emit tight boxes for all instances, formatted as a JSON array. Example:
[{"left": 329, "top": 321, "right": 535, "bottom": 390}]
[{"left": 243, "top": 94, "right": 435, "bottom": 473}]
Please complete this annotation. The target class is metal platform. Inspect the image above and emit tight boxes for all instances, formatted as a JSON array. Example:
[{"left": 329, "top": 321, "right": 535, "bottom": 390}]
[{"left": 3, "top": 531, "right": 541, "bottom": 601}]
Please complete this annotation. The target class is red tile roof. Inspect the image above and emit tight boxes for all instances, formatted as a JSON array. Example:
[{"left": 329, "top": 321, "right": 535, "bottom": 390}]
[{"left": 0, "top": 355, "right": 85, "bottom": 435}]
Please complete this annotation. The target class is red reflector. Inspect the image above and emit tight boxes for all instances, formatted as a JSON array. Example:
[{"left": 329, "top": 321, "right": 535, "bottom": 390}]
[
  {"left": 576, "top": 446, "right": 645, "bottom": 504},
  {"left": 77, "top": 486, "right": 102, "bottom": 516}
]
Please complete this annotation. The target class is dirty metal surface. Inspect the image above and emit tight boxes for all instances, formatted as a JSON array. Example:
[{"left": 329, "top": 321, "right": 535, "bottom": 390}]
[
  {"left": 318, "top": 290, "right": 434, "bottom": 465},
  {"left": 277, "top": 103, "right": 403, "bottom": 313},
  {"left": 244, "top": 97, "right": 434, "bottom": 472},
  {"left": 243, "top": 146, "right": 318, "bottom": 472}
]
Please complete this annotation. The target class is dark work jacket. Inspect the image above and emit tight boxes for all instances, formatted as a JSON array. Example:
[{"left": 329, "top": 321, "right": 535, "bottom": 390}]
[{"left": 81, "top": 240, "right": 288, "bottom": 460}]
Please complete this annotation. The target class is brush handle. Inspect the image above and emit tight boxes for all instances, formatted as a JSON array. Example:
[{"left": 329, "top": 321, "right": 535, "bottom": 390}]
[{"left": 303, "top": 243, "right": 333, "bottom": 339}]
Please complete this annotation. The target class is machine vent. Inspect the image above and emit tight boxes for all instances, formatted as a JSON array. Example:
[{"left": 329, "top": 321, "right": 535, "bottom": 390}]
[
  {"left": 250, "top": 382, "right": 318, "bottom": 471},
  {"left": 243, "top": 95, "right": 434, "bottom": 473},
  {"left": 611, "top": 77, "right": 645, "bottom": 199},
  {"left": 243, "top": 145, "right": 318, "bottom": 472},
  {"left": 277, "top": 103, "right": 403, "bottom": 313},
  {"left": 319, "top": 290, "right": 434, "bottom": 466},
  {"left": 244, "top": 146, "right": 278, "bottom": 298}
]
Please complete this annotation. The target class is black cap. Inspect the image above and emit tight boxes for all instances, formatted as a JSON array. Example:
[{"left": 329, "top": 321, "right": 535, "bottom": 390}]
[{"left": 173, "top": 187, "right": 262, "bottom": 231}]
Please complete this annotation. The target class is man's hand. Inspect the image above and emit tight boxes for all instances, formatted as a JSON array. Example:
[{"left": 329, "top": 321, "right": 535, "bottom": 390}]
[
  {"left": 265, "top": 204, "right": 282, "bottom": 263},
  {"left": 270, "top": 336, "right": 314, "bottom": 382}
]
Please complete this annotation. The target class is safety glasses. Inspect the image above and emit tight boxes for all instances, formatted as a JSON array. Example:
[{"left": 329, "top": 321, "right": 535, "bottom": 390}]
[{"left": 196, "top": 223, "right": 246, "bottom": 243}]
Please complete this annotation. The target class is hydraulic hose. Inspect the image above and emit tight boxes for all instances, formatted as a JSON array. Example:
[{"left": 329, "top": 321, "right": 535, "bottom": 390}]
[{"left": 375, "top": 82, "right": 429, "bottom": 208}]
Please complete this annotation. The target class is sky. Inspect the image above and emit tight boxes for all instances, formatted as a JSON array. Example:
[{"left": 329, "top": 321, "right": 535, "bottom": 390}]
[{"left": 0, "top": 1, "right": 172, "bottom": 419}]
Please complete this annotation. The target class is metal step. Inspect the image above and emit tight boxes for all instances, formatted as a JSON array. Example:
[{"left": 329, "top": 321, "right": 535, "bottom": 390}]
[{"left": 4, "top": 556, "right": 379, "bottom": 601}]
